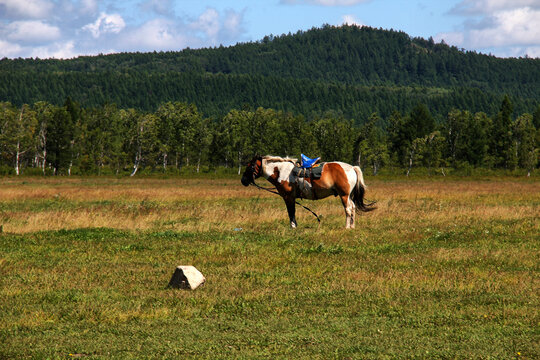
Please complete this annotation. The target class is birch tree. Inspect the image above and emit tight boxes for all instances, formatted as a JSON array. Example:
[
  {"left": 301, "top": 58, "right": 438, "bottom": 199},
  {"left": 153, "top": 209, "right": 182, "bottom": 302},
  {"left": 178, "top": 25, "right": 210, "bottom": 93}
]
[
  {"left": 223, "top": 109, "right": 252, "bottom": 175},
  {"left": 357, "top": 113, "right": 388, "bottom": 175},
  {"left": 33, "top": 101, "right": 54, "bottom": 174},
  {"left": 422, "top": 131, "right": 445, "bottom": 175},
  {"left": 156, "top": 102, "right": 199, "bottom": 170},
  {"left": 191, "top": 117, "right": 213, "bottom": 173},
  {"left": 406, "top": 137, "right": 425, "bottom": 176},
  {"left": 312, "top": 113, "right": 355, "bottom": 163},
  {"left": 84, "top": 104, "right": 125, "bottom": 174},
  {"left": 125, "top": 110, "right": 159, "bottom": 176},
  {"left": 0, "top": 103, "right": 37, "bottom": 175}
]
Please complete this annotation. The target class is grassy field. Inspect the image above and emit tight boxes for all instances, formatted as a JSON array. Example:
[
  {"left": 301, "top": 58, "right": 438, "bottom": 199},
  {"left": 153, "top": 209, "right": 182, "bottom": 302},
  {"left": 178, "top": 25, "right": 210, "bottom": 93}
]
[{"left": 0, "top": 175, "right": 538, "bottom": 359}]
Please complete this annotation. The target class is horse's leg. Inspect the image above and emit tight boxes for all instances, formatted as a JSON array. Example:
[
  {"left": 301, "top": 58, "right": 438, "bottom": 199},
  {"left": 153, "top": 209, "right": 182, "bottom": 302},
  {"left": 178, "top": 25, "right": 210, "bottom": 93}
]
[
  {"left": 284, "top": 198, "right": 297, "bottom": 228},
  {"left": 349, "top": 198, "right": 356, "bottom": 229},
  {"left": 340, "top": 195, "right": 354, "bottom": 229}
]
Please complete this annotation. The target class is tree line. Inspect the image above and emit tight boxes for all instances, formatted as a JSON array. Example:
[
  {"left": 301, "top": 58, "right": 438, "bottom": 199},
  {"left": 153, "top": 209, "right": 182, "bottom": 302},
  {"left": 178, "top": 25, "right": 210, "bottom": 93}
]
[{"left": 0, "top": 97, "right": 538, "bottom": 177}]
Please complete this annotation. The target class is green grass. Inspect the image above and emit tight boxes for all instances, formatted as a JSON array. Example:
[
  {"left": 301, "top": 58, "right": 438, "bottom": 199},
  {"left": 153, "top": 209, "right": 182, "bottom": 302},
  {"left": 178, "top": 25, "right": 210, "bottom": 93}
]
[{"left": 0, "top": 177, "right": 538, "bottom": 359}]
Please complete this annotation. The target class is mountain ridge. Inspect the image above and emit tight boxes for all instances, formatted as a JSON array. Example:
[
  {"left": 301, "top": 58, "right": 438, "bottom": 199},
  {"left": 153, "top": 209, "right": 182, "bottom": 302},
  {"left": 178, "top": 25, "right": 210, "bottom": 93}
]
[{"left": 0, "top": 25, "right": 538, "bottom": 120}]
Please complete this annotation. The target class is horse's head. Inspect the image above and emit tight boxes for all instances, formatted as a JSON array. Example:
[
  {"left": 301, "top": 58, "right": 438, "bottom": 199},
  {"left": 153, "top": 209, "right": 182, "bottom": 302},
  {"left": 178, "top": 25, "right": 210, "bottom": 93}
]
[{"left": 241, "top": 155, "right": 263, "bottom": 186}]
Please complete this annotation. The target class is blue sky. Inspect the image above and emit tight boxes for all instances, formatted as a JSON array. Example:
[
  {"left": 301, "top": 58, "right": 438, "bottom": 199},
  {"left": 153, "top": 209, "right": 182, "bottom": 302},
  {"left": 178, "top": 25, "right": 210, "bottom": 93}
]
[{"left": 1, "top": 0, "right": 539, "bottom": 59}]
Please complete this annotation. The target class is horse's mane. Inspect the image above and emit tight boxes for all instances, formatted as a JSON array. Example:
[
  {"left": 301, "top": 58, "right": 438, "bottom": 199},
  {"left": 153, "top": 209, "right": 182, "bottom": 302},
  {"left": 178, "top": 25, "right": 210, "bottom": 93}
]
[{"left": 262, "top": 155, "right": 298, "bottom": 164}]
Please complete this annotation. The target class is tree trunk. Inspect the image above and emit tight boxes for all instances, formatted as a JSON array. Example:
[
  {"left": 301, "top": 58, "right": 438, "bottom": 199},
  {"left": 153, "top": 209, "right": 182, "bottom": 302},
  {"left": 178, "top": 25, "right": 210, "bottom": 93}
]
[
  {"left": 14, "top": 108, "right": 24, "bottom": 176},
  {"left": 163, "top": 152, "right": 168, "bottom": 171},
  {"left": 237, "top": 151, "right": 242, "bottom": 175},
  {"left": 131, "top": 146, "right": 141, "bottom": 177},
  {"left": 15, "top": 140, "right": 20, "bottom": 175},
  {"left": 98, "top": 147, "right": 105, "bottom": 172},
  {"left": 406, "top": 151, "right": 413, "bottom": 176},
  {"left": 131, "top": 162, "right": 139, "bottom": 177},
  {"left": 42, "top": 148, "right": 46, "bottom": 175}
]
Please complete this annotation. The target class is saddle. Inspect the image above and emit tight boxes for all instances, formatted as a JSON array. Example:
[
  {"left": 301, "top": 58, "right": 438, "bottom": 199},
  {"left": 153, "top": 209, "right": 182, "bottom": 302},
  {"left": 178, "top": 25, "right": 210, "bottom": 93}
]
[
  {"left": 290, "top": 154, "right": 324, "bottom": 181},
  {"left": 290, "top": 154, "right": 323, "bottom": 199}
]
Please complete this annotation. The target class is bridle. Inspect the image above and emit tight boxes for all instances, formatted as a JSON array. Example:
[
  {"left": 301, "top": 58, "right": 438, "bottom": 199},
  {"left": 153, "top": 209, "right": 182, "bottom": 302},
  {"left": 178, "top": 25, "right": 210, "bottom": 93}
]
[{"left": 249, "top": 158, "right": 262, "bottom": 182}]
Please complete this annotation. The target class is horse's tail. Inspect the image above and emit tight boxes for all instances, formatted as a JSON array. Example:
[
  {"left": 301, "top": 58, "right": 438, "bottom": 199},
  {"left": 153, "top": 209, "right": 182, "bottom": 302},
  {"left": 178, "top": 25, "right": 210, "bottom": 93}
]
[{"left": 351, "top": 166, "right": 377, "bottom": 213}]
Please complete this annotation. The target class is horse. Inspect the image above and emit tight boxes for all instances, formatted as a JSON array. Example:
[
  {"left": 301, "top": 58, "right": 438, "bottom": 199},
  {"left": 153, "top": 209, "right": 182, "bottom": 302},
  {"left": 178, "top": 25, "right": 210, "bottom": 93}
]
[{"left": 241, "top": 155, "right": 376, "bottom": 229}]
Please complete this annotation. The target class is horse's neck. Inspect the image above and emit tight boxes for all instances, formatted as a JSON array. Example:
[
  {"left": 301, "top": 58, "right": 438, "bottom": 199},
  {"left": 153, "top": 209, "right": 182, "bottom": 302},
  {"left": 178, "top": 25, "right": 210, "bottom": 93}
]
[{"left": 262, "top": 161, "right": 294, "bottom": 182}]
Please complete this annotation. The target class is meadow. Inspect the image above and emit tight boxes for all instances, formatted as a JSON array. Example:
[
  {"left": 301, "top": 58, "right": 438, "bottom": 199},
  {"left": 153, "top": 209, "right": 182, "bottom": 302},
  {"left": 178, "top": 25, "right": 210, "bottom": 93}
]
[{"left": 0, "top": 175, "right": 538, "bottom": 359}]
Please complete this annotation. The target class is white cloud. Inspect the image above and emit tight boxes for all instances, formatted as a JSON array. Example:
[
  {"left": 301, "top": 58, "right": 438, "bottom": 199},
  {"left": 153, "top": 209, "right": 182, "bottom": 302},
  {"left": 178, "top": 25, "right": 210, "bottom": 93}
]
[
  {"left": 82, "top": 12, "right": 126, "bottom": 39},
  {"left": 0, "top": 0, "right": 53, "bottom": 19},
  {"left": 436, "top": 1, "right": 540, "bottom": 57},
  {"left": 5, "top": 20, "right": 61, "bottom": 43},
  {"left": 524, "top": 46, "right": 540, "bottom": 58},
  {"left": 0, "top": 39, "right": 23, "bottom": 58},
  {"left": 122, "top": 19, "right": 183, "bottom": 49},
  {"left": 0, "top": 39, "right": 78, "bottom": 59},
  {"left": 450, "top": 0, "right": 540, "bottom": 14},
  {"left": 192, "top": 8, "right": 221, "bottom": 40},
  {"left": 341, "top": 14, "right": 364, "bottom": 26},
  {"left": 29, "top": 40, "right": 78, "bottom": 59},
  {"left": 189, "top": 7, "right": 245, "bottom": 45},
  {"left": 223, "top": 10, "right": 243, "bottom": 35},
  {"left": 0, "top": 3, "right": 247, "bottom": 58},
  {"left": 469, "top": 7, "right": 540, "bottom": 47}
]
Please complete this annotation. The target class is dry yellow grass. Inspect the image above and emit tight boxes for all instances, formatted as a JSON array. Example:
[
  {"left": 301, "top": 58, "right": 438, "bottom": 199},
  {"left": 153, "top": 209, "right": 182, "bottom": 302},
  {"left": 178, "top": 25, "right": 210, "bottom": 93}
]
[{"left": 0, "top": 176, "right": 538, "bottom": 234}]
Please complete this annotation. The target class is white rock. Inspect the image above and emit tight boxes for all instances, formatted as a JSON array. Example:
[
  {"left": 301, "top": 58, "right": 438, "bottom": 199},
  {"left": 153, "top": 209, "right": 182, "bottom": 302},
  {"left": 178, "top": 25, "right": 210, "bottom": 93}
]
[{"left": 168, "top": 266, "right": 205, "bottom": 290}]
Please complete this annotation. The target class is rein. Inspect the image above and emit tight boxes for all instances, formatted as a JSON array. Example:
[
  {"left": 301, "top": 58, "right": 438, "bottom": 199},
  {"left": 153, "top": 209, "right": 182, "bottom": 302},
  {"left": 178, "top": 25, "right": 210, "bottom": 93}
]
[{"left": 249, "top": 181, "right": 322, "bottom": 224}]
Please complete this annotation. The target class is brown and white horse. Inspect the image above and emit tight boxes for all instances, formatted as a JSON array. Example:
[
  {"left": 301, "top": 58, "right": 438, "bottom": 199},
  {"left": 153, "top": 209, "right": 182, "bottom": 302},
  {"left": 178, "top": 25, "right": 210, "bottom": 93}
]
[{"left": 241, "top": 155, "right": 376, "bottom": 229}]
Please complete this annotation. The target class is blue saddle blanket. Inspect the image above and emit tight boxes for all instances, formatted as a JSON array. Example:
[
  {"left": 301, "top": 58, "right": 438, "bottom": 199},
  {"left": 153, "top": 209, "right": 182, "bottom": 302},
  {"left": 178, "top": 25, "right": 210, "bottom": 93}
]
[{"left": 301, "top": 154, "right": 320, "bottom": 168}]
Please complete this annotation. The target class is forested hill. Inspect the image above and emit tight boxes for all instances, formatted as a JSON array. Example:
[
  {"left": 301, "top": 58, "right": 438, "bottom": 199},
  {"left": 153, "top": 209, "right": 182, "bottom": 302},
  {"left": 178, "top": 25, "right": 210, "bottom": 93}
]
[{"left": 1, "top": 25, "right": 539, "bottom": 120}]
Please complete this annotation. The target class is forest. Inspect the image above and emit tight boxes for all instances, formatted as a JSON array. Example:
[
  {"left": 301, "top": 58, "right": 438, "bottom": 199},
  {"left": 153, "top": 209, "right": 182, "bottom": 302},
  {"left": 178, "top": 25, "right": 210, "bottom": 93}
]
[
  {"left": 0, "top": 96, "right": 538, "bottom": 177},
  {"left": 0, "top": 25, "right": 538, "bottom": 176}
]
